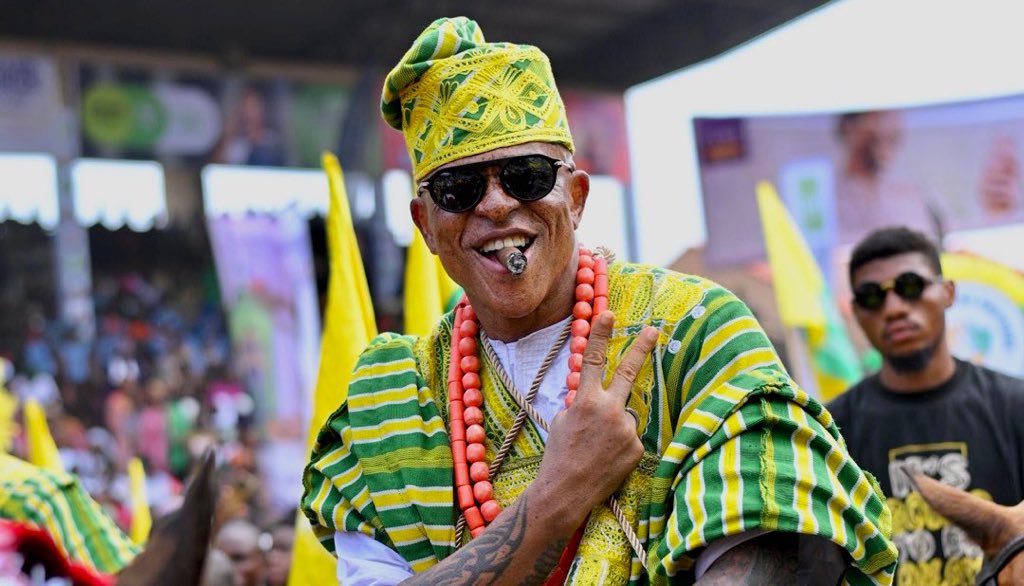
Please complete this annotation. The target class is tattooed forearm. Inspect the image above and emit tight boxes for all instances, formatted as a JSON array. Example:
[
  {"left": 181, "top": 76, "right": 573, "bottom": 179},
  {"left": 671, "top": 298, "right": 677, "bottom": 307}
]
[
  {"left": 402, "top": 492, "right": 543, "bottom": 585},
  {"left": 516, "top": 536, "right": 568, "bottom": 586},
  {"left": 696, "top": 533, "right": 800, "bottom": 585}
]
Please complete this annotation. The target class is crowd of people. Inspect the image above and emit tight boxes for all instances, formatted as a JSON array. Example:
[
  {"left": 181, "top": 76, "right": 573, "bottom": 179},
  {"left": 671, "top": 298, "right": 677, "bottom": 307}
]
[{"left": 2, "top": 269, "right": 295, "bottom": 584}]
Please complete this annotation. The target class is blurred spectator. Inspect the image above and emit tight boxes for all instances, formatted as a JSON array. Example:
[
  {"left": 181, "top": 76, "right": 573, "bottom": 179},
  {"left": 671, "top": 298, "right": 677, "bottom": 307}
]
[
  {"left": 168, "top": 391, "right": 201, "bottom": 478},
  {"left": 22, "top": 312, "right": 57, "bottom": 376},
  {"left": 215, "top": 86, "right": 286, "bottom": 167},
  {"left": 202, "top": 548, "right": 235, "bottom": 586},
  {"left": 263, "top": 516, "right": 295, "bottom": 586},
  {"left": 57, "top": 325, "right": 91, "bottom": 385},
  {"left": 104, "top": 375, "right": 137, "bottom": 469},
  {"left": 60, "top": 379, "right": 103, "bottom": 429},
  {"left": 9, "top": 370, "right": 60, "bottom": 410},
  {"left": 106, "top": 339, "right": 141, "bottom": 389},
  {"left": 208, "top": 369, "right": 254, "bottom": 442},
  {"left": 214, "top": 519, "right": 264, "bottom": 586},
  {"left": 136, "top": 377, "right": 170, "bottom": 472}
]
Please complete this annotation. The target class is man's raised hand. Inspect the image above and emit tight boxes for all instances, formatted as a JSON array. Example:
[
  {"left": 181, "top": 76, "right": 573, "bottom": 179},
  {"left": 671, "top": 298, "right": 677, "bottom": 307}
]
[{"left": 534, "top": 311, "right": 658, "bottom": 528}]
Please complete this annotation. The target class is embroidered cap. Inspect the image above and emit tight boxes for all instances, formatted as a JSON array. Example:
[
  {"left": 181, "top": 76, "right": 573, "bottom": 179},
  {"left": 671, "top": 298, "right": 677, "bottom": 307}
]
[{"left": 382, "top": 17, "right": 575, "bottom": 182}]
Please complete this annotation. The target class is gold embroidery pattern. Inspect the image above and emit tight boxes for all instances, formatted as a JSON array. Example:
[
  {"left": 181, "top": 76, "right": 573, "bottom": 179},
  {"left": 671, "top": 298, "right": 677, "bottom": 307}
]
[{"left": 381, "top": 17, "right": 573, "bottom": 181}]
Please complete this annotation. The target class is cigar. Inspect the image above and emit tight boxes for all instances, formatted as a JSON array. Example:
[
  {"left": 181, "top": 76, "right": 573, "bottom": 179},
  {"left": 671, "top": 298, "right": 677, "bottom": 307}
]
[{"left": 498, "top": 247, "right": 527, "bottom": 276}]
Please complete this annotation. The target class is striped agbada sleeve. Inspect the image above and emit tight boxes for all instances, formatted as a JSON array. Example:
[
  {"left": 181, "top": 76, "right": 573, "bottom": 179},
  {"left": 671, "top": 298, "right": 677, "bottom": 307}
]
[
  {"left": 0, "top": 455, "right": 139, "bottom": 574},
  {"left": 644, "top": 281, "right": 897, "bottom": 585},
  {"left": 301, "top": 332, "right": 457, "bottom": 571},
  {"left": 302, "top": 334, "right": 408, "bottom": 553}
]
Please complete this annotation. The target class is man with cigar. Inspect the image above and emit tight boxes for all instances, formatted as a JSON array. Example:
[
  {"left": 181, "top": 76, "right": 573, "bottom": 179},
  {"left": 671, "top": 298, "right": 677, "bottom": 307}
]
[{"left": 302, "top": 17, "right": 897, "bottom": 584}]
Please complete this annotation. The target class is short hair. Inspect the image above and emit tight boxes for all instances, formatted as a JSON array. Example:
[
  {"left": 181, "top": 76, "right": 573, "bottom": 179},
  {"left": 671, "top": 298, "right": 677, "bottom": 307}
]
[
  {"left": 215, "top": 519, "right": 260, "bottom": 551},
  {"left": 836, "top": 112, "right": 865, "bottom": 139},
  {"left": 848, "top": 226, "right": 942, "bottom": 286}
]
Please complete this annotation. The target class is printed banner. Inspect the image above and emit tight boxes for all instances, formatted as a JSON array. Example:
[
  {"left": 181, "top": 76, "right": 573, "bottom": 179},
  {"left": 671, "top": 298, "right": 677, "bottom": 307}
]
[
  {"left": 207, "top": 212, "right": 321, "bottom": 513},
  {"left": 79, "top": 65, "right": 224, "bottom": 160},
  {"left": 943, "top": 252, "right": 1024, "bottom": 377},
  {"left": 78, "top": 63, "right": 353, "bottom": 168},
  {"left": 696, "top": 94, "right": 1024, "bottom": 267},
  {"left": 0, "top": 54, "right": 64, "bottom": 153}
]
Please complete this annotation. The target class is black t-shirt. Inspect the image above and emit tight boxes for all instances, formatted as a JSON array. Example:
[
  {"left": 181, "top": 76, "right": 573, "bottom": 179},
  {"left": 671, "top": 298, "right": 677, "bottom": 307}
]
[{"left": 828, "top": 359, "right": 1024, "bottom": 585}]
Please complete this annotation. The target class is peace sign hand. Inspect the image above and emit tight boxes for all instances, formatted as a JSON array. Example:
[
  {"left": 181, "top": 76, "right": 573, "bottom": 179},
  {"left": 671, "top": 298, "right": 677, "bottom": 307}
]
[{"left": 533, "top": 311, "right": 658, "bottom": 530}]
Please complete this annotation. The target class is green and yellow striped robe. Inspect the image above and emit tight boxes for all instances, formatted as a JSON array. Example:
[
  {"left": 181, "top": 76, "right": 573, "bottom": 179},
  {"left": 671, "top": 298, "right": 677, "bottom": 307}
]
[
  {"left": 303, "top": 263, "right": 898, "bottom": 584},
  {"left": 0, "top": 453, "right": 139, "bottom": 574}
]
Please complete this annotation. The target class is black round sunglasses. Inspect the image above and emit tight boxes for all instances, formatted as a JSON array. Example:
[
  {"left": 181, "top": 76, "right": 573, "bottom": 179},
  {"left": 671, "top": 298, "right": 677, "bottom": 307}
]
[
  {"left": 418, "top": 154, "right": 572, "bottom": 214},
  {"left": 852, "top": 271, "right": 941, "bottom": 311}
]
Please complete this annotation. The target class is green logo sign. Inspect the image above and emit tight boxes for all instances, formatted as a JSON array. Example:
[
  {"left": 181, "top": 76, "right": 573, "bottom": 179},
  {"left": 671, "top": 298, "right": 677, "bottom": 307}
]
[{"left": 82, "top": 83, "right": 166, "bottom": 147}]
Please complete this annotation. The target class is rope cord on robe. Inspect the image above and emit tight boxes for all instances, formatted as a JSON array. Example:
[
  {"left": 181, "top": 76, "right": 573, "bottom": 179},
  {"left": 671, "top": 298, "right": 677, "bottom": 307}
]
[{"left": 480, "top": 332, "right": 649, "bottom": 570}]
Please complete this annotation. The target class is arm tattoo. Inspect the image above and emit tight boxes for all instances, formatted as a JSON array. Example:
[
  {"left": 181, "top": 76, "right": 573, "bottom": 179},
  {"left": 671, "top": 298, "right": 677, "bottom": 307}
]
[
  {"left": 517, "top": 536, "right": 568, "bottom": 586},
  {"left": 696, "top": 533, "right": 801, "bottom": 585},
  {"left": 403, "top": 492, "right": 562, "bottom": 585}
]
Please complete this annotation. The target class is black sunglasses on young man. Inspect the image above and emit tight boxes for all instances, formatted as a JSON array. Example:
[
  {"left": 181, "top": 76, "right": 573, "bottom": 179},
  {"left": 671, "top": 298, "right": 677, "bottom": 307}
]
[
  {"left": 853, "top": 271, "right": 941, "bottom": 311},
  {"left": 418, "top": 154, "right": 573, "bottom": 214}
]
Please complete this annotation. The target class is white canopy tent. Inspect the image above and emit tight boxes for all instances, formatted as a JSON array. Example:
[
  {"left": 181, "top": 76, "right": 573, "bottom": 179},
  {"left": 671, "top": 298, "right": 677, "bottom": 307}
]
[
  {"left": 202, "top": 165, "right": 330, "bottom": 218},
  {"left": 0, "top": 155, "right": 169, "bottom": 231},
  {"left": 626, "top": 0, "right": 1024, "bottom": 269},
  {"left": 71, "top": 159, "right": 168, "bottom": 231},
  {"left": 0, "top": 153, "right": 59, "bottom": 229},
  {"left": 201, "top": 164, "right": 378, "bottom": 222}
]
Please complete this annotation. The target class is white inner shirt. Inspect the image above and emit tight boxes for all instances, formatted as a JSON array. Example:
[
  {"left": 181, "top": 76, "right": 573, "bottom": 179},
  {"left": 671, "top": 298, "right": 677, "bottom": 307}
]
[{"left": 333, "top": 319, "right": 760, "bottom": 584}]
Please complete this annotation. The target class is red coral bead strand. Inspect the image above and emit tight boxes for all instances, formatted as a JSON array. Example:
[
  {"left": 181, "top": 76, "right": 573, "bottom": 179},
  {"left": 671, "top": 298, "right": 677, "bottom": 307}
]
[
  {"left": 450, "top": 246, "right": 609, "bottom": 536},
  {"left": 565, "top": 247, "right": 607, "bottom": 408},
  {"left": 448, "top": 300, "right": 500, "bottom": 538}
]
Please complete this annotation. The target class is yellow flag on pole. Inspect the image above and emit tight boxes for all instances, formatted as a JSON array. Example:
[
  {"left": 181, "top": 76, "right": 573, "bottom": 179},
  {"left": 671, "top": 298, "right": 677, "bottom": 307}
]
[
  {"left": 127, "top": 457, "right": 152, "bottom": 544},
  {"left": 288, "top": 152, "right": 379, "bottom": 585},
  {"left": 756, "top": 181, "right": 862, "bottom": 401},
  {"left": 0, "top": 358, "right": 16, "bottom": 455},
  {"left": 24, "top": 399, "right": 64, "bottom": 473},
  {"left": 404, "top": 228, "right": 460, "bottom": 336}
]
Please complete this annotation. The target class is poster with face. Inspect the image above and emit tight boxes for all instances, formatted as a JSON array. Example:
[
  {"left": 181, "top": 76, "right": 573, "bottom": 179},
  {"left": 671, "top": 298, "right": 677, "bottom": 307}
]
[{"left": 696, "top": 94, "right": 1024, "bottom": 268}]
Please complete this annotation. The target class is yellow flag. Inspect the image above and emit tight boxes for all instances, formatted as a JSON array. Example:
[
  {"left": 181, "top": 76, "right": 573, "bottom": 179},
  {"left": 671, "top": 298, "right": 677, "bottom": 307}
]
[
  {"left": 0, "top": 359, "right": 16, "bottom": 454},
  {"left": 24, "top": 399, "right": 64, "bottom": 473},
  {"left": 127, "top": 457, "right": 152, "bottom": 544},
  {"left": 404, "top": 228, "right": 460, "bottom": 336},
  {"left": 755, "top": 182, "right": 826, "bottom": 329},
  {"left": 756, "top": 181, "right": 861, "bottom": 400},
  {"left": 288, "top": 152, "right": 379, "bottom": 585}
]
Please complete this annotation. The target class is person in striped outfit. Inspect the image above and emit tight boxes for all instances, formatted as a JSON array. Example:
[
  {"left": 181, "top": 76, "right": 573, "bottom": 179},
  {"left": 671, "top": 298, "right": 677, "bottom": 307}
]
[
  {"left": 0, "top": 452, "right": 139, "bottom": 575},
  {"left": 302, "top": 16, "right": 898, "bottom": 585},
  {"left": 0, "top": 449, "right": 216, "bottom": 585}
]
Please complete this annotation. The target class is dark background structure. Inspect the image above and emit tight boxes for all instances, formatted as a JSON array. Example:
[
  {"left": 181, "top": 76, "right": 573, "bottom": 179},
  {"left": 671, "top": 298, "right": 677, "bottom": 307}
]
[{"left": 0, "top": 0, "right": 830, "bottom": 89}]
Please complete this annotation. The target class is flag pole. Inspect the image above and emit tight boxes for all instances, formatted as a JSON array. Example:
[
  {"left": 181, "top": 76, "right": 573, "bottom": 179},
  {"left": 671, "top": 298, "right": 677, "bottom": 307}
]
[{"left": 783, "top": 326, "right": 819, "bottom": 399}]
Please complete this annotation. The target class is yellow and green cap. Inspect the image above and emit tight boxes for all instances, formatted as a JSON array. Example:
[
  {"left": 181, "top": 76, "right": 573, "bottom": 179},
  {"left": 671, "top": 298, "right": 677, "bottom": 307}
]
[{"left": 382, "top": 17, "right": 574, "bottom": 182}]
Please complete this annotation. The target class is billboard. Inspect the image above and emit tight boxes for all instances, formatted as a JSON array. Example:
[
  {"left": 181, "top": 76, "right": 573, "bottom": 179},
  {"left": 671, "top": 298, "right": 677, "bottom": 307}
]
[
  {"left": 696, "top": 95, "right": 1024, "bottom": 267},
  {"left": 0, "top": 54, "right": 64, "bottom": 153},
  {"left": 78, "top": 64, "right": 352, "bottom": 168}
]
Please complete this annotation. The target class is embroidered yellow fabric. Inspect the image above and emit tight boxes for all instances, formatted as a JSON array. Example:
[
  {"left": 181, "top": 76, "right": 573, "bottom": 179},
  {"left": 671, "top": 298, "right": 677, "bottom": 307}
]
[
  {"left": 381, "top": 17, "right": 574, "bottom": 182},
  {"left": 486, "top": 453, "right": 662, "bottom": 585}
]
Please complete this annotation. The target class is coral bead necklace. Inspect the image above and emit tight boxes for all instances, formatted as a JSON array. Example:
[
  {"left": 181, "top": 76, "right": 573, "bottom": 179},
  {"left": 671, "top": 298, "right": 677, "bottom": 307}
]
[{"left": 447, "top": 246, "right": 609, "bottom": 538}]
